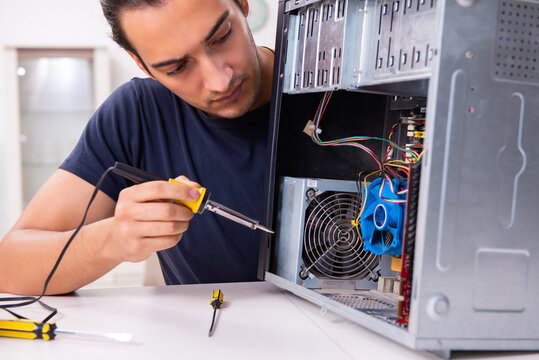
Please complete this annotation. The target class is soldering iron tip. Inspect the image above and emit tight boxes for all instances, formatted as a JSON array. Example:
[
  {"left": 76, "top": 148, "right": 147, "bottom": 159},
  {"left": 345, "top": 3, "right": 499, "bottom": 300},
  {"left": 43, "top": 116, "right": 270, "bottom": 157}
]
[{"left": 257, "top": 225, "right": 274, "bottom": 234}]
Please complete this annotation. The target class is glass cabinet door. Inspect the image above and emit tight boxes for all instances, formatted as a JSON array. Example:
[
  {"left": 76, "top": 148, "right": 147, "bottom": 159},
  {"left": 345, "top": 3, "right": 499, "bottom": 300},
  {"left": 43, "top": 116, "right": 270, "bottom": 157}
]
[{"left": 17, "top": 49, "right": 95, "bottom": 208}]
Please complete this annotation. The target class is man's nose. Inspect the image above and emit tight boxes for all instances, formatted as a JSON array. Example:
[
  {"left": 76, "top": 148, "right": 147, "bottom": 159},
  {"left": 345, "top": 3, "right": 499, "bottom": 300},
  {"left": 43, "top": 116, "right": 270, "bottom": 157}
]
[{"left": 200, "top": 55, "right": 233, "bottom": 93}]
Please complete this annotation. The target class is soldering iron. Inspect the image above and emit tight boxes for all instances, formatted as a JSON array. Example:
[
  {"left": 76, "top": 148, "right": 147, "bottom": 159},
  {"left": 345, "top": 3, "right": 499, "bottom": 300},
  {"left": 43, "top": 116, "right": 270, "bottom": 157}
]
[{"left": 111, "top": 162, "right": 274, "bottom": 234}]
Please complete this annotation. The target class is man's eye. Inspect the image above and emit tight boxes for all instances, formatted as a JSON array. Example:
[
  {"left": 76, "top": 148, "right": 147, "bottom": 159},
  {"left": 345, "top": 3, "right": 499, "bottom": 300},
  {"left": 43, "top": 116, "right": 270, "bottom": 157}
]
[
  {"left": 214, "top": 28, "right": 232, "bottom": 45},
  {"left": 167, "top": 63, "right": 186, "bottom": 76}
]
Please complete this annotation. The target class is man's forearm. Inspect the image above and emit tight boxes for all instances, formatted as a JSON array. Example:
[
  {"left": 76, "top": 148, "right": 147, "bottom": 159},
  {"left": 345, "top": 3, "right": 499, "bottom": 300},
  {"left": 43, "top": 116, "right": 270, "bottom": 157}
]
[{"left": 0, "top": 218, "right": 119, "bottom": 296}]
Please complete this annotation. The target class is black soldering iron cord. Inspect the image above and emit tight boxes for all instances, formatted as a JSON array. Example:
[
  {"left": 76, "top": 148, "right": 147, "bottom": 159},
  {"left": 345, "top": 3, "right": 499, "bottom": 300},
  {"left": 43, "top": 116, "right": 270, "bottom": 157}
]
[{"left": 0, "top": 166, "right": 116, "bottom": 324}]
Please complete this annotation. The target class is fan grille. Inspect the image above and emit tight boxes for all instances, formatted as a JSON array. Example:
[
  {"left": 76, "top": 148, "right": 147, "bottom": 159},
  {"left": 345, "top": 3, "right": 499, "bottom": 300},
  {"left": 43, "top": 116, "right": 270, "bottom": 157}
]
[{"left": 303, "top": 191, "right": 380, "bottom": 279}]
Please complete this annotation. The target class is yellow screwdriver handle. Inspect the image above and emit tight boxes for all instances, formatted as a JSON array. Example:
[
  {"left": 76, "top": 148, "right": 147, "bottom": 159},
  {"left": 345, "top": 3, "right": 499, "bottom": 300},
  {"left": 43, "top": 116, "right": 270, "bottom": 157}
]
[
  {"left": 168, "top": 179, "right": 208, "bottom": 214},
  {"left": 210, "top": 289, "right": 224, "bottom": 309},
  {"left": 0, "top": 319, "right": 56, "bottom": 340}
]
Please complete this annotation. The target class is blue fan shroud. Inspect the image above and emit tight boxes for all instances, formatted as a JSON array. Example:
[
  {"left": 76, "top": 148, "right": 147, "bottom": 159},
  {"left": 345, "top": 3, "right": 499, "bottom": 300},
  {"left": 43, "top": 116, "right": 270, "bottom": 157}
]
[{"left": 360, "top": 177, "right": 407, "bottom": 256}]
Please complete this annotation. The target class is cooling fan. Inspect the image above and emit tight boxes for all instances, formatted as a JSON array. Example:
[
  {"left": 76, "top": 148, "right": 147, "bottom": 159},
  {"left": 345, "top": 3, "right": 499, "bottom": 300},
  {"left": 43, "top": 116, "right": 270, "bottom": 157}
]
[
  {"left": 301, "top": 189, "right": 380, "bottom": 280},
  {"left": 360, "top": 177, "right": 407, "bottom": 256}
]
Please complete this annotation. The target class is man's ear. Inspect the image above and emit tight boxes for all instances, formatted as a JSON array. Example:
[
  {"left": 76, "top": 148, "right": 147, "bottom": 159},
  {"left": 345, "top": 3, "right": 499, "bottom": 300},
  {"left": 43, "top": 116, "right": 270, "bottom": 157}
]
[
  {"left": 237, "top": 0, "right": 249, "bottom": 17},
  {"left": 127, "top": 50, "right": 155, "bottom": 79}
]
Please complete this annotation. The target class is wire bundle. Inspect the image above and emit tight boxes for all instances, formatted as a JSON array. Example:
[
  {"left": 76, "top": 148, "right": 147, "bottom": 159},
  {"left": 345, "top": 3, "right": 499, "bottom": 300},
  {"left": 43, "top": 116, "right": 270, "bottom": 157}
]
[
  {"left": 310, "top": 91, "right": 421, "bottom": 173},
  {"left": 308, "top": 91, "right": 424, "bottom": 245}
]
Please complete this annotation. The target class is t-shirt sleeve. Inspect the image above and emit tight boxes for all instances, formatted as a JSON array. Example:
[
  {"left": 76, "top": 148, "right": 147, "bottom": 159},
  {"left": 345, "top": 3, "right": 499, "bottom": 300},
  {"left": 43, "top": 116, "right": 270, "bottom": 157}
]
[{"left": 59, "top": 80, "right": 143, "bottom": 201}]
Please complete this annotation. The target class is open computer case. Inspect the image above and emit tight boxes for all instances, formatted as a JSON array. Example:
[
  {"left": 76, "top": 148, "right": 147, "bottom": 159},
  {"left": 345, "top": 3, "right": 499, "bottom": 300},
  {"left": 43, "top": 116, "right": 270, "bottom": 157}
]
[{"left": 257, "top": 0, "right": 539, "bottom": 357}]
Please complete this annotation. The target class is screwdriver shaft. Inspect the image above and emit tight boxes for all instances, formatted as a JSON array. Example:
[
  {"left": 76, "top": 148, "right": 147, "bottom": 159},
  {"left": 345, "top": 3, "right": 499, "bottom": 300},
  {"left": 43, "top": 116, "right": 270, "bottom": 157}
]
[
  {"left": 56, "top": 329, "right": 133, "bottom": 342},
  {"left": 208, "top": 308, "right": 218, "bottom": 337}
]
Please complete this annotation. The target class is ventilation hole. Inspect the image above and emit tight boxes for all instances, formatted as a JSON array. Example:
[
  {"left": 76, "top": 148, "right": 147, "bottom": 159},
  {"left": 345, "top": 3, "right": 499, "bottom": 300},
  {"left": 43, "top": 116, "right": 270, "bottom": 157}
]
[{"left": 494, "top": 0, "right": 539, "bottom": 82}]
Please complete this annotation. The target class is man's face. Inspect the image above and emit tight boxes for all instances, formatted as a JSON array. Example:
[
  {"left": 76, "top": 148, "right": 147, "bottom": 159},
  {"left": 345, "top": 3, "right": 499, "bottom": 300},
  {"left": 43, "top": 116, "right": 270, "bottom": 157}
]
[{"left": 122, "top": 0, "right": 261, "bottom": 119}]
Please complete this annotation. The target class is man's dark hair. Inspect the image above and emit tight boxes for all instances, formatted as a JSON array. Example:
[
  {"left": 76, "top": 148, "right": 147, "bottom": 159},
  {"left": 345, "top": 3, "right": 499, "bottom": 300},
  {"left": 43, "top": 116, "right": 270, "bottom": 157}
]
[
  {"left": 100, "top": 0, "right": 243, "bottom": 73},
  {"left": 101, "top": 0, "right": 165, "bottom": 56}
]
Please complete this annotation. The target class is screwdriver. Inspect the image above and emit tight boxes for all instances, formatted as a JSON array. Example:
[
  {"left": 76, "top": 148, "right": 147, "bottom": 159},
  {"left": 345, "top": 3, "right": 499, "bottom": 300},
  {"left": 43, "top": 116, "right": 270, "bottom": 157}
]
[
  {"left": 208, "top": 289, "right": 223, "bottom": 337},
  {"left": 111, "top": 162, "right": 274, "bottom": 233},
  {"left": 0, "top": 319, "right": 132, "bottom": 342}
]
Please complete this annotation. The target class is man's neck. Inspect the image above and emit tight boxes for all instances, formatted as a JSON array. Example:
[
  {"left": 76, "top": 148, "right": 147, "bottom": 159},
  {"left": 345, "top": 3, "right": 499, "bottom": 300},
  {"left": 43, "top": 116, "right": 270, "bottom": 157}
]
[{"left": 251, "top": 45, "right": 274, "bottom": 111}]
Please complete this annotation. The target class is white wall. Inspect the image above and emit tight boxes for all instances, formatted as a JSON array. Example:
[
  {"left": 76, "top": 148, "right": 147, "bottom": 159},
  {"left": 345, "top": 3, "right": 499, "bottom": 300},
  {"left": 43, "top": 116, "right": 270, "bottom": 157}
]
[
  {"left": 0, "top": 0, "right": 278, "bottom": 238},
  {"left": 0, "top": 1, "right": 141, "bottom": 238}
]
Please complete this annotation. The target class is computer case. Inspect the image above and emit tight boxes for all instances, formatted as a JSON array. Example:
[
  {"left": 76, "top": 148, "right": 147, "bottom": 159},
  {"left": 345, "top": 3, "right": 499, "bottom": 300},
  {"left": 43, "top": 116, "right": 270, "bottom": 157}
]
[{"left": 258, "top": 0, "right": 539, "bottom": 357}]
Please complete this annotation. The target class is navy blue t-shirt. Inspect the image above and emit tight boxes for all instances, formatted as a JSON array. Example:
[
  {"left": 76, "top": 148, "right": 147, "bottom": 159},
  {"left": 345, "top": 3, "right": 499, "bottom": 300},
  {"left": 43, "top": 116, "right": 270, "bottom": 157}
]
[{"left": 60, "top": 78, "right": 270, "bottom": 285}]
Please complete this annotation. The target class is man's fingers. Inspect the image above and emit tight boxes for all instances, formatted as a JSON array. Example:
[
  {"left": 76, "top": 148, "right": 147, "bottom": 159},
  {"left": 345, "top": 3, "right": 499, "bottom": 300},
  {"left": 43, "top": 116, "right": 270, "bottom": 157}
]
[
  {"left": 175, "top": 175, "right": 201, "bottom": 189},
  {"left": 120, "top": 179, "right": 201, "bottom": 204},
  {"left": 115, "top": 201, "right": 194, "bottom": 222},
  {"left": 123, "top": 234, "right": 184, "bottom": 262},
  {"left": 130, "top": 219, "right": 190, "bottom": 238}
]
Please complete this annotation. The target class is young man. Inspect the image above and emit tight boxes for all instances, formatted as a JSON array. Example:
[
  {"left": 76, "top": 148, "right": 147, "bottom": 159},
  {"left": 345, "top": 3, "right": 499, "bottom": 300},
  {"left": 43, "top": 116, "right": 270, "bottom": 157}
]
[{"left": 0, "top": 0, "right": 274, "bottom": 295}]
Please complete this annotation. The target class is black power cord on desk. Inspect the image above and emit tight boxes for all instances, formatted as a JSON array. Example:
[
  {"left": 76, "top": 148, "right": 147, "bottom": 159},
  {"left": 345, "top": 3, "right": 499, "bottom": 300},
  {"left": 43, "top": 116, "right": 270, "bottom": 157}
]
[{"left": 0, "top": 166, "right": 116, "bottom": 324}]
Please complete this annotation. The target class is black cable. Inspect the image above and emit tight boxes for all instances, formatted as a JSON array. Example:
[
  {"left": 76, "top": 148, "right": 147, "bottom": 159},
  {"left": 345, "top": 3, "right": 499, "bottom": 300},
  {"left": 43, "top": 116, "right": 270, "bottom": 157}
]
[
  {"left": 0, "top": 166, "right": 116, "bottom": 323},
  {"left": 355, "top": 174, "right": 363, "bottom": 218}
]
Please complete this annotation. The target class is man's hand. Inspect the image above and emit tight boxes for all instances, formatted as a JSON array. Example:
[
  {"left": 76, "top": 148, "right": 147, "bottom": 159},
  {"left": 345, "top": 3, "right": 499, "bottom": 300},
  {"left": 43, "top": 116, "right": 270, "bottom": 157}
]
[{"left": 106, "top": 175, "right": 201, "bottom": 262}]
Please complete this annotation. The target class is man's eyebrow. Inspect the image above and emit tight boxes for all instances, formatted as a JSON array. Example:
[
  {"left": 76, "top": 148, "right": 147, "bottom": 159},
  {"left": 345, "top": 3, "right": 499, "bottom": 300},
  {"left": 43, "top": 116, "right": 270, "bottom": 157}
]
[
  {"left": 151, "top": 56, "right": 187, "bottom": 69},
  {"left": 204, "top": 10, "right": 230, "bottom": 43},
  {"left": 150, "top": 10, "right": 230, "bottom": 69}
]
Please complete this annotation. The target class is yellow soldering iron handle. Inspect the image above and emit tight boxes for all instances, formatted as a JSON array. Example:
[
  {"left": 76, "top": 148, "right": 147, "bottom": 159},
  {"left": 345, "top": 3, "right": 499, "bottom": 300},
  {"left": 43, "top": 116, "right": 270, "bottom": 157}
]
[
  {"left": 0, "top": 319, "right": 57, "bottom": 340},
  {"left": 111, "top": 162, "right": 210, "bottom": 214},
  {"left": 168, "top": 179, "right": 209, "bottom": 214}
]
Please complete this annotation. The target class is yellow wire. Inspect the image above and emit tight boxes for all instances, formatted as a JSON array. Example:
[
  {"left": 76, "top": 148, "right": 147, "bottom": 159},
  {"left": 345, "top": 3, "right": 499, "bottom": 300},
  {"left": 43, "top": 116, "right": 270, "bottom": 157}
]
[
  {"left": 385, "top": 159, "right": 409, "bottom": 165},
  {"left": 352, "top": 170, "right": 382, "bottom": 238},
  {"left": 384, "top": 163, "right": 410, "bottom": 171}
]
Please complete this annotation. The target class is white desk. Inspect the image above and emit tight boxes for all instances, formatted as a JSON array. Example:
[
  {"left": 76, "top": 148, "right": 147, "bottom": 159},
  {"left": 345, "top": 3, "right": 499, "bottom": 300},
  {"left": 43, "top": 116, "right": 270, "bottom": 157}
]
[{"left": 1, "top": 282, "right": 537, "bottom": 360}]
